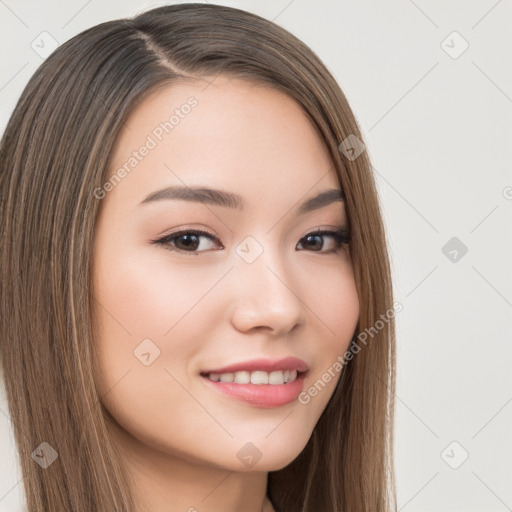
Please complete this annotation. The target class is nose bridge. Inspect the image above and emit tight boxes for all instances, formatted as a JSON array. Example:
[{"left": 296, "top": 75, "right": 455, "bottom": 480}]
[
  {"left": 230, "top": 234, "right": 305, "bottom": 332},
  {"left": 235, "top": 234, "right": 290, "bottom": 290}
]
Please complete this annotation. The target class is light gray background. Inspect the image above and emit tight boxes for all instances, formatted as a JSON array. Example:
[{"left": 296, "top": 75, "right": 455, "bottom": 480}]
[{"left": 1, "top": 1, "right": 511, "bottom": 511}]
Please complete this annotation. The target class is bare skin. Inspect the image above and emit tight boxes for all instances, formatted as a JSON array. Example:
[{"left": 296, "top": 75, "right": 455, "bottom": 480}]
[{"left": 92, "top": 75, "right": 359, "bottom": 512}]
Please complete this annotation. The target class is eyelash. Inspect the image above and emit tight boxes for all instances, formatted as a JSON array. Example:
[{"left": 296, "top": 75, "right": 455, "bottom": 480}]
[{"left": 151, "top": 227, "right": 351, "bottom": 256}]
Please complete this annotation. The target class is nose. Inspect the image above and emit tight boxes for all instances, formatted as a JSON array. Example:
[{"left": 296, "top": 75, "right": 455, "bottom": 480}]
[{"left": 229, "top": 245, "right": 306, "bottom": 336}]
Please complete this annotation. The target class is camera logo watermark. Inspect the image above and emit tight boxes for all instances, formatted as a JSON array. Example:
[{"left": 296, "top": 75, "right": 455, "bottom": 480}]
[
  {"left": 338, "top": 134, "right": 366, "bottom": 161},
  {"left": 442, "top": 236, "right": 468, "bottom": 263},
  {"left": 235, "top": 236, "right": 264, "bottom": 264},
  {"left": 441, "top": 440, "right": 469, "bottom": 469},
  {"left": 31, "top": 442, "right": 58, "bottom": 468},
  {"left": 134, "top": 338, "right": 161, "bottom": 366},
  {"left": 237, "top": 442, "right": 262, "bottom": 468},
  {"left": 31, "top": 31, "right": 59, "bottom": 59},
  {"left": 441, "top": 31, "right": 469, "bottom": 60}
]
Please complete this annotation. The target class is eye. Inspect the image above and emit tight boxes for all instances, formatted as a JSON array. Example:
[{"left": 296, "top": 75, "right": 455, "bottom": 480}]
[
  {"left": 297, "top": 229, "right": 351, "bottom": 254},
  {"left": 152, "top": 229, "right": 222, "bottom": 255},
  {"left": 151, "top": 227, "right": 351, "bottom": 256}
]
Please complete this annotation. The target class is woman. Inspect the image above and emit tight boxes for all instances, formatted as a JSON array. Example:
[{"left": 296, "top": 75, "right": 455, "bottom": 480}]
[{"left": 0, "top": 3, "right": 397, "bottom": 511}]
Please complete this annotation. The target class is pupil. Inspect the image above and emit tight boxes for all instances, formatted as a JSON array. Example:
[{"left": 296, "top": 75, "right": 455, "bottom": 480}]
[
  {"left": 306, "top": 235, "right": 322, "bottom": 250},
  {"left": 177, "top": 234, "right": 199, "bottom": 250}
]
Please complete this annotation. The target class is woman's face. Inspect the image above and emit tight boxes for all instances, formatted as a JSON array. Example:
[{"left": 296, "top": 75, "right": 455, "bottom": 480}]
[{"left": 92, "top": 75, "right": 359, "bottom": 473}]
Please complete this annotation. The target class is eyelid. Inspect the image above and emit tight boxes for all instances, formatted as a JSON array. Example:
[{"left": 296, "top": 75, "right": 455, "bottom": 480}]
[
  {"left": 150, "top": 225, "right": 351, "bottom": 257},
  {"left": 303, "top": 225, "right": 351, "bottom": 241},
  {"left": 151, "top": 224, "right": 350, "bottom": 242},
  {"left": 151, "top": 225, "right": 220, "bottom": 243},
  {"left": 307, "top": 225, "right": 349, "bottom": 235}
]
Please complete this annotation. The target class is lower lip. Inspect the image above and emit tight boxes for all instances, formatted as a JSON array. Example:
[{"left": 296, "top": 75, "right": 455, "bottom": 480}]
[{"left": 200, "top": 373, "right": 306, "bottom": 408}]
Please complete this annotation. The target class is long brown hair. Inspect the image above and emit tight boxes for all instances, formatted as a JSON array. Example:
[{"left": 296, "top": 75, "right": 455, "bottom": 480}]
[{"left": 0, "top": 3, "right": 396, "bottom": 511}]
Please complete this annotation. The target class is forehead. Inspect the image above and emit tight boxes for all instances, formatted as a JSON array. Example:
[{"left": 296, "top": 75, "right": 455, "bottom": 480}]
[{"left": 105, "top": 75, "right": 340, "bottom": 212}]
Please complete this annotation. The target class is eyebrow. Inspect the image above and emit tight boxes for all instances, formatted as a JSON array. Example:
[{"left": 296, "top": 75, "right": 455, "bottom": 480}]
[{"left": 139, "top": 185, "right": 344, "bottom": 214}]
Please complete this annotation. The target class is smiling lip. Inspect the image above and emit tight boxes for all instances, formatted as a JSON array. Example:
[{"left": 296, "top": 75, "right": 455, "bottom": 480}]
[
  {"left": 199, "top": 357, "right": 309, "bottom": 408},
  {"left": 201, "top": 357, "right": 309, "bottom": 374},
  {"left": 201, "top": 374, "right": 306, "bottom": 408}
]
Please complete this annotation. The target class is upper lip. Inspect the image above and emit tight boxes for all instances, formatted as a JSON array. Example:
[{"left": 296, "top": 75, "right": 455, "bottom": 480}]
[{"left": 201, "top": 357, "right": 309, "bottom": 375}]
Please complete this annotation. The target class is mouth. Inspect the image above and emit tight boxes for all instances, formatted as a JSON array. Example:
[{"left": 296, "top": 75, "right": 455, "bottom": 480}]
[
  {"left": 199, "top": 357, "right": 309, "bottom": 408},
  {"left": 200, "top": 369, "right": 306, "bottom": 385}
]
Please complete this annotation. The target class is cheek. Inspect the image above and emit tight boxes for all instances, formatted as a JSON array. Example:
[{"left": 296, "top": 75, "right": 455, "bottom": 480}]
[
  {"left": 91, "top": 250, "right": 221, "bottom": 449},
  {"left": 298, "top": 262, "right": 359, "bottom": 412},
  {"left": 91, "top": 243, "right": 231, "bottom": 403},
  {"left": 313, "top": 259, "right": 360, "bottom": 350},
  {"left": 334, "top": 273, "right": 359, "bottom": 345},
  {"left": 93, "top": 245, "right": 228, "bottom": 338}
]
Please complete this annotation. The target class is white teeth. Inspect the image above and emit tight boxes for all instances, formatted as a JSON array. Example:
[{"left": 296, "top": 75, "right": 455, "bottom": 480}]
[
  {"left": 233, "top": 371, "right": 250, "bottom": 384},
  {"left": 269, "top": 371, "right": 284, "bottom": 385},
  {"left": 251, "top": 371, "right": 268, "bottom": 384},
  {"left": 286, "top": 370, "right": 298, "bottom": 383},
  {"left": 206, "top": 369, "right": 299, "bottom": 385}
]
